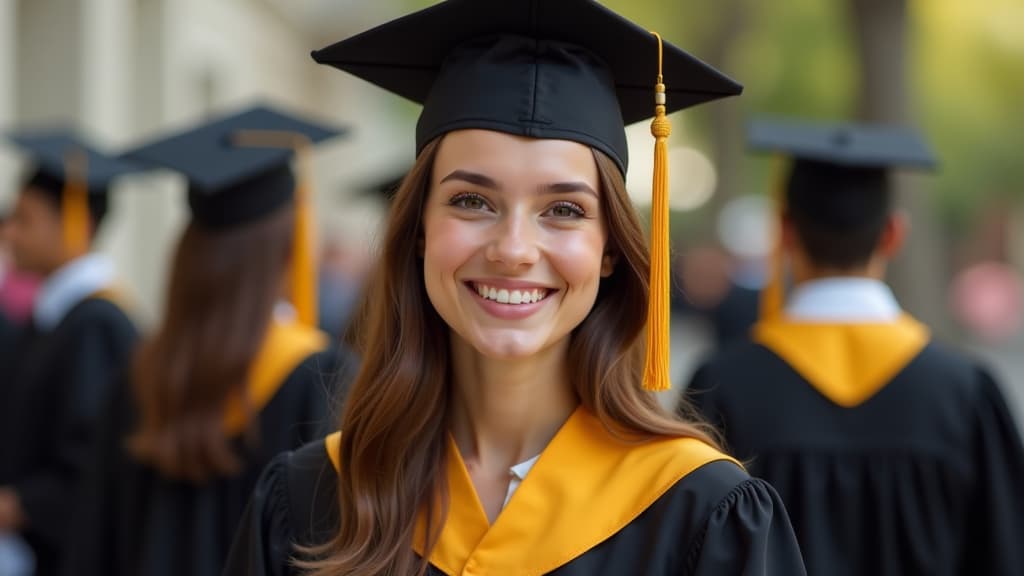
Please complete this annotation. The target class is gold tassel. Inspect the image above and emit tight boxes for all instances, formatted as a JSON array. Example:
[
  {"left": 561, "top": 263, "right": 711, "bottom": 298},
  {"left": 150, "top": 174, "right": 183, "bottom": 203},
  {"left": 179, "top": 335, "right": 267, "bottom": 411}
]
[
  {"left": 758, "top": 154, "right": 787, "bottom": 322},
  {"left": 62, "top": 148, "right": 90, "bottom": 258},
  {"left": 290, "top": 146, "right": 318, "bottom": 327},
  {"left": 643, "top": 31, "right": 672, "bottom": 392},
  {"left": 232, "top": 131, "right": 319, "bottom": 327}
]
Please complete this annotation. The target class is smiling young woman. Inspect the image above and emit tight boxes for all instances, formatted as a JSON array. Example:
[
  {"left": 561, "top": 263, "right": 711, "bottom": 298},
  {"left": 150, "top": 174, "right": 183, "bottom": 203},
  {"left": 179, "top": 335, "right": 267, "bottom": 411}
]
[{"left": 224, "top": 2, "right": 807, "bottom": 575}]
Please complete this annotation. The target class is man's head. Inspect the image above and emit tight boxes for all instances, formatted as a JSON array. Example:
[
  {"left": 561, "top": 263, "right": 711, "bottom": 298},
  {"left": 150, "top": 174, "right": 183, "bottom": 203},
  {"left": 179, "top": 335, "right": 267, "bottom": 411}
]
[
  {"left": 748, "top": 119, "right": 935, "bottom": 284},
  {"left": 3, "top": 130, "right": 142, "bottom": 277},
  {"left": 781, "top": 159, "right": 908, "bottom": 281},
  {"left": 7, "top": 170, "right": 107, "bottom": 275}
]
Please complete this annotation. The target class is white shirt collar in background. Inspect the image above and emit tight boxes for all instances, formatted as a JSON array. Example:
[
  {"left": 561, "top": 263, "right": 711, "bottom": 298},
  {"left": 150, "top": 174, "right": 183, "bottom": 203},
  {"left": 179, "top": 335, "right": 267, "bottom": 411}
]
[
  {"left": 33, "top": 253, "right": 115, "bottom": 331},
  {"left": 785, "top": 277, "right": 901, "bottom": 322}
]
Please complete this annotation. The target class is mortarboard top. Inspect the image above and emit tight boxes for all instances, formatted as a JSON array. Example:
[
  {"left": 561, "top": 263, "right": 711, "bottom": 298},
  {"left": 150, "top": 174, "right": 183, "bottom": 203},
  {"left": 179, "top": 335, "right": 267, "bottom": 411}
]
[
  {"left": 311, "top": 0, "right": 742, "bottom": 175},
  {"left": 747, "top": 118, "right": 937, "bottom": 228},
  {"left": 748, "top": 118, "right": 936, "bottom": 169},
  {"left": 125, "top": 105, "right": 347, "bottom": 229},
  {"left": 8, "top": 130, "right": 145, "bottom": 198}
]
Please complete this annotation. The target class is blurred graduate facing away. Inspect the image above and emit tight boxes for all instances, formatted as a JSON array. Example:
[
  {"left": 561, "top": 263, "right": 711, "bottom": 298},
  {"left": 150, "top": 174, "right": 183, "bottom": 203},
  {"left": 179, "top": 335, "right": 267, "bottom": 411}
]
[
  {"left": 684, "top": 118, "right": 1024, "bottom": 576},
  {"left": 0, "top": 131, "right": 141, "bottom": 576},
  {"left": 64, "top": 105, "right": 356, "bottom": 576},
  {"left": 224, "top": 1, "right": 806, "bottom": 575}
]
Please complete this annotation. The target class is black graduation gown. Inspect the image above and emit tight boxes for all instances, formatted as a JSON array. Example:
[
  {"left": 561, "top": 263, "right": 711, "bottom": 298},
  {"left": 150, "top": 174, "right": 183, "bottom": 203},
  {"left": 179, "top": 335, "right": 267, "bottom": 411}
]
[
  {"left": 684, "top": 318, "right": 1024, "bottom": 576},
  {"left": 224, "top": 408, "right": 807, "bottom": 576},
  {"left": 0, "top": 296, "right": 137, "bottom": 576},
  {"left": 65, "top": 337, "right": 355, "bottom": 576}
]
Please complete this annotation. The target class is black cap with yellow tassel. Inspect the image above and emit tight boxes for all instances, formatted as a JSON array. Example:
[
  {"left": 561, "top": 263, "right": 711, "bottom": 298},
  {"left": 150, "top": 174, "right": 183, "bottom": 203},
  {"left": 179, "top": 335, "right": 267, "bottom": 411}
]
[
  {"left": 312, "top": 0, "right": 742, "bottom": 389},
  {"left": 7, "top": 130, "right": 145, "bottom": 257},
  {"left": 124, "top": 105, "right": 349, "bottom": 326}
]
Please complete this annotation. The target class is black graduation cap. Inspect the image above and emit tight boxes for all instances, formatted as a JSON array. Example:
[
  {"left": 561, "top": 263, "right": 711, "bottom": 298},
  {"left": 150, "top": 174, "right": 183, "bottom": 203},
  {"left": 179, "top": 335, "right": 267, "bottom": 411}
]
[
  {"left": 125, "top": 105, "right": 347, "bottom": 229},
  {"left": 125, "top": 104, "right": 349, "bottom": 327},
  {"left": 748, "top": 118, "right": 937, "bottom": 228},
  {"left": 311, "top": 0, "right": 742, "bottom": 174},
  {"left": 749, "top": 118, "right": 936, "bottom": 169},
  {"left": 6, "top": 129, "right": 145, "bottom": 253},
  {"left": 8, "top": 129, "right": 144, "bottom": 199}
]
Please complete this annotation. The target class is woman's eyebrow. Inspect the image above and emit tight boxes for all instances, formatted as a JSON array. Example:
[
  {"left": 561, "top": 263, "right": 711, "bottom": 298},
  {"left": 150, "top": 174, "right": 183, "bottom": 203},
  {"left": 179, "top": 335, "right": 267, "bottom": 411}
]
[
  {"left": 439, "top": 170, "right": 500, "bottom": 190},
  {"left": 543, "top": 181, "right": 598, "bottom": 199}
]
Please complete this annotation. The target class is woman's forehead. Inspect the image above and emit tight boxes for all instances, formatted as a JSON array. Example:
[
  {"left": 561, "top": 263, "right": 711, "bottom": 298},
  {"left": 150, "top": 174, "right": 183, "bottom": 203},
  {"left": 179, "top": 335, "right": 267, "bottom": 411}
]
[{"left": 432, "top": 130, "right": 600, "bottom": 189}]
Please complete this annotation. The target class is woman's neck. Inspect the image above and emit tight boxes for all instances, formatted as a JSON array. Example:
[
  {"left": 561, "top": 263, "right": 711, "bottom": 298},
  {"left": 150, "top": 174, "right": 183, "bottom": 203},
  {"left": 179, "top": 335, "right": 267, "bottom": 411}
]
[{"left": 448, "top": 336, "right": 578, "bottom": 472}]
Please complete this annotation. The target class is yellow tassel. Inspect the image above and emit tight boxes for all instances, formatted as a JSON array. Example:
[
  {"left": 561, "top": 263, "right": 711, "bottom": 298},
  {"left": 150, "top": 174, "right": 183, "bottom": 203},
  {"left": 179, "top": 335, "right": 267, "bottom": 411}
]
[
  {"left": 232, "top": 131, "right": 319, "bottom": 327},
  {"left": 643, "top": 32, "right": 672, "bottom": 392},
  {"left": 290, "top": 146, "right": 318, "bottom": 327},
  {"left": 758, "top": 154, "right": 787, "bottom": 321},
  {"left": 62, "top": 149, "right": 90, "bottom": 258}
]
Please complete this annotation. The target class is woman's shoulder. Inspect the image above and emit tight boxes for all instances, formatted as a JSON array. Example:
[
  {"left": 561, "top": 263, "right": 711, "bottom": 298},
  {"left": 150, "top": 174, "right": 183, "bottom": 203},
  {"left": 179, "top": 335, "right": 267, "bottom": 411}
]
[
  {"left": 644, "top": 444, "right": 806, "bottom": 575},
  {"left": 638, "top": 433, "right": 756, "bottom": 513},
  {"left": 223, "top": 437, "right": 340, "bottom": 574},
  {"left": 254, "top": 437, "right": 340, "bottom": 545}
]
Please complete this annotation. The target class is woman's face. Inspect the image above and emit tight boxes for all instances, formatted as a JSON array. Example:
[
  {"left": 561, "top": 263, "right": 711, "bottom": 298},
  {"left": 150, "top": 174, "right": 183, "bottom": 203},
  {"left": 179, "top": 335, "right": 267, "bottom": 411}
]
[{"left": 422, "top": 129, "right": 613, "bottom": 360}]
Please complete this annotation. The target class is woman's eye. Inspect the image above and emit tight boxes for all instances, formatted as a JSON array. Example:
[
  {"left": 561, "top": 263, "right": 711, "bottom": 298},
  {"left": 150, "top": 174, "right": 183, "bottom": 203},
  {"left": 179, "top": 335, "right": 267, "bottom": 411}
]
[
  {"left": 449, "top": 193, "right": 489, "bottom": 211},
  {"left": 546, "top": 202, "right": 585, "bottom": 218}
]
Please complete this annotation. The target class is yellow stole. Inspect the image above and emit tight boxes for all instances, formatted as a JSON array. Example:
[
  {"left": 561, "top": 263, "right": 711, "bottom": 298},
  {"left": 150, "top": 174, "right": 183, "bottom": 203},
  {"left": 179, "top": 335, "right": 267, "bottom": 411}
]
[
  {"left": 222, "top": 320, "right": 328, "bottom": 435},
  {"left": 324, "top": 407, "right": 738, "bottom": 575},
  {"left": 753, "top": 313, "right": 931, "bottom": 407}
]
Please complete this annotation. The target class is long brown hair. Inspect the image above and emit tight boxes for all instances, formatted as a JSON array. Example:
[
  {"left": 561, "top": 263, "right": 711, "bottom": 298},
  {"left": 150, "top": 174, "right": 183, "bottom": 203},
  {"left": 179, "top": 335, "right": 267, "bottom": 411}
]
[
  {"left": 129, "top": 205, "right": 295, "bottom": 482},
  {"left": 304, "top": 137, "right": 719, "bottom": 575}
]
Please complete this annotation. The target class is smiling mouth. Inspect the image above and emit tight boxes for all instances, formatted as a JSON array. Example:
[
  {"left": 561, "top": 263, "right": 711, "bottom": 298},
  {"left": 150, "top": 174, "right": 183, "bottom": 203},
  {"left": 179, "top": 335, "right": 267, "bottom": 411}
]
[{"left": 468, "top": 282, "right": 553, "bottom": 305}]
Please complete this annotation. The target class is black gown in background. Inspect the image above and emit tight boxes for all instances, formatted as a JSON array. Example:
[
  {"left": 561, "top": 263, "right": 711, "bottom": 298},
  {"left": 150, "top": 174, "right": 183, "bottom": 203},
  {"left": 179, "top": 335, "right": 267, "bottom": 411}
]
[
  {"left": 65, "top": 341, "right": 354, "bottom": 576},
  {"left": 686, "top": 336, "right": 1024, "bottom": 576},
  {"left": 0, "top": 296, "right": 138, "bottom": 576},
  {"left": 224, "top": 408, "right": 807, "bottom": 576}
]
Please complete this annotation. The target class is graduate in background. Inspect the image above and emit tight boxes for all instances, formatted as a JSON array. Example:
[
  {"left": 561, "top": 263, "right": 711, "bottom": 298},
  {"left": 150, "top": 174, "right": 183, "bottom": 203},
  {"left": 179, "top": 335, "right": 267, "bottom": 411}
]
[
  {"left": 66, "top": 106, "right": 356, "bottom": 576},
  {"left": 683, "top": 118, "right": 1024, "bottom": 576},
  {"left": 0, "top": 132, "right": 142, "bottom": 576},
  {"left": 225, "top": 2, "right": 806, "bottom": 575}
]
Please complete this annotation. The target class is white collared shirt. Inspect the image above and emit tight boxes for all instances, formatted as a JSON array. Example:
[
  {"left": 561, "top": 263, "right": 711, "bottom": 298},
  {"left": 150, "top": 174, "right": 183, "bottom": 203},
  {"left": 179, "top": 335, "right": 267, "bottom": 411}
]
[
  {"left": 502, "top": 454, "right": 540, "bottom": 509},
  {"left": 32, "top": 253, "right": 116, "bottom": 331},
  {"left": 785, "top": 277, "right": 902, "bottom": 323}
]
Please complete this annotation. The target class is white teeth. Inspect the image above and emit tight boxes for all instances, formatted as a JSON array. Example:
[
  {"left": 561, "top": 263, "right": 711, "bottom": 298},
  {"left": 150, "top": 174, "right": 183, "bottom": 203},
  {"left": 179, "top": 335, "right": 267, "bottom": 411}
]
[{"left": 473, "top": 283, "right": 548, "bottom": 305}]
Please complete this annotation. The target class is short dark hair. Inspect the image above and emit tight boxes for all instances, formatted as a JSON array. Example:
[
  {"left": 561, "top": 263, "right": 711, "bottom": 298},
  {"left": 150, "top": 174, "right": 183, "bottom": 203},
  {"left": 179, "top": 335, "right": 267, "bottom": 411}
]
[
  {"left": 23, "top": 169, "right": 110, "bottom": 231},
  {"left": 785, "top": 160, "right": 890, "bottom": 269}
]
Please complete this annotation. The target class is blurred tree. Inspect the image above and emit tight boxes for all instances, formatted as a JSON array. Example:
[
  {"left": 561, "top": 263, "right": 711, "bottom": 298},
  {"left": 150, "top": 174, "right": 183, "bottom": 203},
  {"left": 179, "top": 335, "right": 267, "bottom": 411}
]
[{"left": 849, "top": 0, "right": 950, "bottom": 332}]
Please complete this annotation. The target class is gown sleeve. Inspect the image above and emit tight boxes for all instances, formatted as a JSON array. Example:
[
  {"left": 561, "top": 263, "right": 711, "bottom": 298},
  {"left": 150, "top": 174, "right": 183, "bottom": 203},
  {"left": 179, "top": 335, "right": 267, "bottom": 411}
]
[
  {"left": 61, "top": 374, "right": 134, "bottom": 575},
  {"left": 14, "top": 319, "right": 134, "bottom": 549},
  {"left": 222, "top": 453, "right": 294, "bottom": 576},
  {"left": 684, "top": 476, "right": 807, "bottom": 576},
  {"left": 963, "top": 368, "right": 1024, "bottom": 575}
]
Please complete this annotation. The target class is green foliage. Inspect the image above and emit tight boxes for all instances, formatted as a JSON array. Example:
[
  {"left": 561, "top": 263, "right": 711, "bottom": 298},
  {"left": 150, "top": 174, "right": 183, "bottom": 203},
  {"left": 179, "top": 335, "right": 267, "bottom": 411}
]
[{"left": 389, "top": 0, "right": 1023, "bottom": 235}]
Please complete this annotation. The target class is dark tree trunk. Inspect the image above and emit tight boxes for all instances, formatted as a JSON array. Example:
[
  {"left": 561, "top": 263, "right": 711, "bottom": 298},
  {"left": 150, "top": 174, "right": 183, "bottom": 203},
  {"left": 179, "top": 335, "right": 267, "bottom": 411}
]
[{"left": 849, "top": 0, "right": 951, "bottom": 334}]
